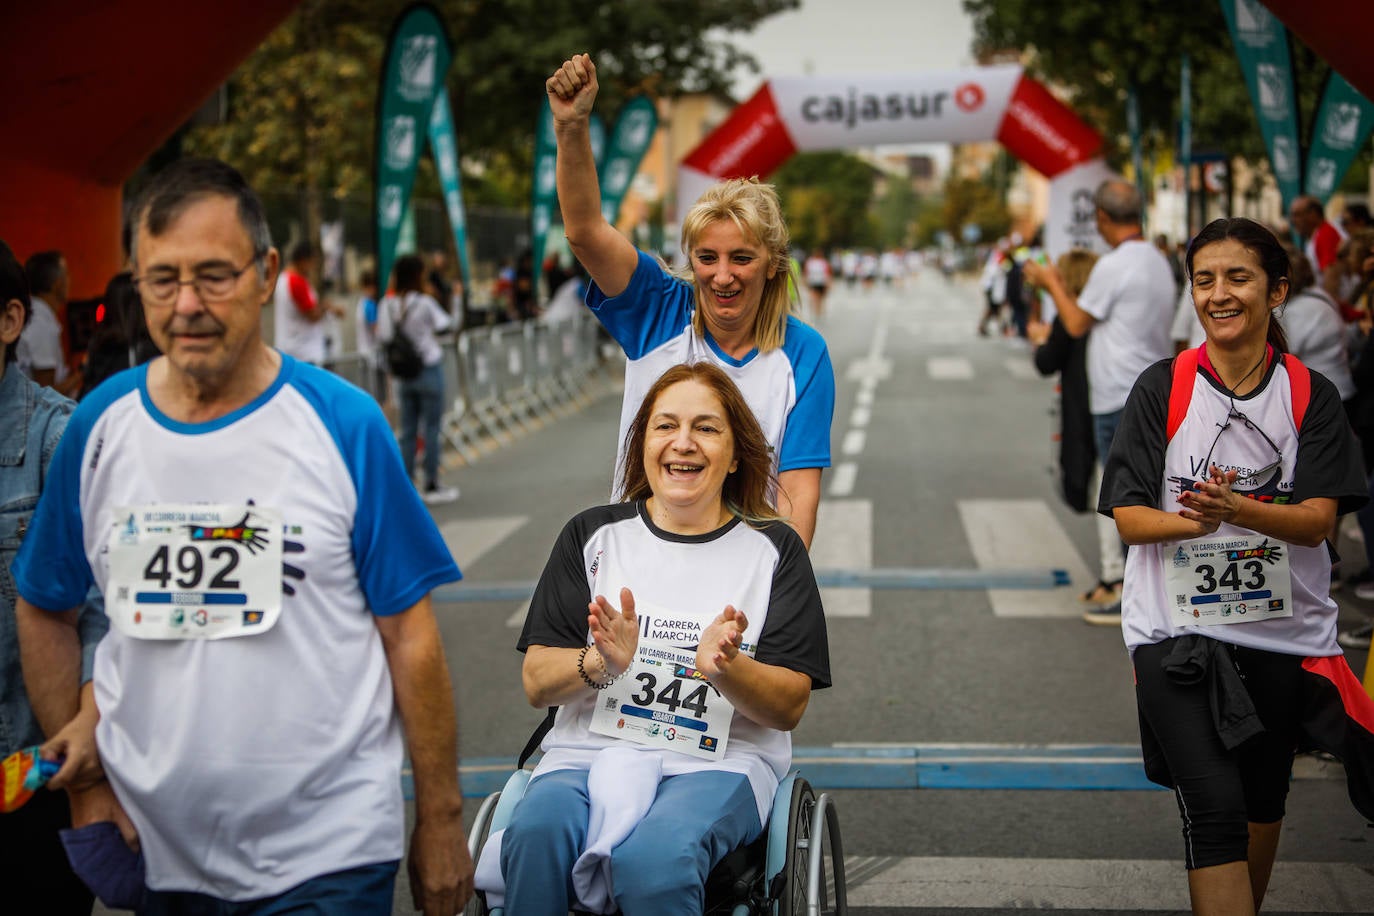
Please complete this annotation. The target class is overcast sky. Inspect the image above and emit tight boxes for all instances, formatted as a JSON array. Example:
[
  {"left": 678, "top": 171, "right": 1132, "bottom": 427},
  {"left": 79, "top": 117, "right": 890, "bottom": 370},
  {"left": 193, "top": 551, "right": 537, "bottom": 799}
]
[{"left": 727, "top": 0, "right": 979, "bottom": 99}]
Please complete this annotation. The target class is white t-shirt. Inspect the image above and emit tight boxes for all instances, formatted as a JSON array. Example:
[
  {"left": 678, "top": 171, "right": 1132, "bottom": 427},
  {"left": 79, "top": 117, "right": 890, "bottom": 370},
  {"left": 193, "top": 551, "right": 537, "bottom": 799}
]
[
  {"left": 1169, "top": 284, "right": 1205, "bottom": 349},
  {"left": 518, "top": 502, "right": 830, "bottom": 820},
  {"left": 377, "top": 291, "right": 451, "bottom": 368},
  {"left": 804, "top": 256, "right": 831, "bottom": 287},
  {"left": 1279, "top": 288, "right": 1355, "bottom": 401},
  {"left": 1102, "top": 354, "right": 1366, "bottom": 656},
  {"left": 1077, "top": 239, "right": 1176, "bottom": 414},
  {"left": 12, "top": 358, "right": 462, "bottom": 899},
  {"left": 17, "top": 296, "right": 67, "bottom": 383},
  {"left": 586, "top": 252, "right": 834, "bottom": 498},
  {"left": 355, "top": 295, "right": 379, "bottom": 364},
  {"left": 542, "top": 276, "right": 585, "bottom": 324},
  {"left": 272, "top": 270, "right": 325, "bottom": 365}
]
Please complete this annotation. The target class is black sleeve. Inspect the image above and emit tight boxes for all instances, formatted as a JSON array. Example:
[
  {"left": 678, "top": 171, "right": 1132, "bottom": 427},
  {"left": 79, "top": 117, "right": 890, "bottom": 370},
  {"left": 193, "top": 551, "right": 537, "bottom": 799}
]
[
  {"left": 753, "top": 524, "right": 832, "bottom": 690},
  {"left": 1032, "top": 317, "right": 1073, "bottom": 377},
  {"left": 517, "top": 514, "right": 593, "bottom": 652},
  {"left": 1293, "top": 369, "right": 1370, "bottom": 515},
  {"left": 1099, "top": 358, "right": 1173, "bottom": 516}
]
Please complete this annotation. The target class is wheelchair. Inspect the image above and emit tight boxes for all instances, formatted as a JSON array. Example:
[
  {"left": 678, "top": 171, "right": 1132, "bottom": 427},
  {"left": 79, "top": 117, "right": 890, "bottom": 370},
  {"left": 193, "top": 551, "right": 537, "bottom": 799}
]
[{"left": 464, "top": 761, "right": 847, "bottom": 916}]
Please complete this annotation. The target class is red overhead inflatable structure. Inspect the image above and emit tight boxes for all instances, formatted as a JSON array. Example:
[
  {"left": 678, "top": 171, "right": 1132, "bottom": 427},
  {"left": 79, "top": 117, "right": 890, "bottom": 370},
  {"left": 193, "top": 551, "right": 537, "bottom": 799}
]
[
  {"left": 678, "top": 65, "right": 1113, "bottom": 256},
  {"left": 0, "top": 2, "right": 298, "bottom": 300},
  {"left": 1262, "top": 0, "right": 1374, "bottom": 103}
]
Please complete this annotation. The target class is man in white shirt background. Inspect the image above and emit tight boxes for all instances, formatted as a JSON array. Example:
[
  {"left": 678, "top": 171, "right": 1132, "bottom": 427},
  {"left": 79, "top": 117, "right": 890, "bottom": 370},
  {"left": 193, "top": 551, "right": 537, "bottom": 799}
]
[
  {"left": 19, "top": 250, "right": 81, "bottom": 397},
  {"left": 1023, "top": 180, "right": 1177, "bottom": 624}
]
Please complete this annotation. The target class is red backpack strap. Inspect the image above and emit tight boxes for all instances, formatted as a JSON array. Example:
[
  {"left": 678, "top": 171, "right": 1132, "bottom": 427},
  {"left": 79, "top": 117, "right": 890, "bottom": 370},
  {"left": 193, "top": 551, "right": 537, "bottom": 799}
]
[
  {"left": 1283, "top": 352, "right": 1311, "bottom": 431},
  {"left": 1167, "top": 348, "right": 1200, "bottom": 441}
]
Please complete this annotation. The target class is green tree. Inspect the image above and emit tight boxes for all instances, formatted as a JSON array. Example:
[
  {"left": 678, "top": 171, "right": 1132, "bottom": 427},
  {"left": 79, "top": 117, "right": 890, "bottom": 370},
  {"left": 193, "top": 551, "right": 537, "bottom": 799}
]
[
  {"left": 940, "top": 174, "right": 1010, "bottom": 243},
  {"left": 771, "top": 152, "right": 877, "bottom": 250},
  {"left": 871, "top": 178, "right": 920, "bottom": 248},
  {"left": 184, "top": 0, "right": 800, "bottom": 240}
]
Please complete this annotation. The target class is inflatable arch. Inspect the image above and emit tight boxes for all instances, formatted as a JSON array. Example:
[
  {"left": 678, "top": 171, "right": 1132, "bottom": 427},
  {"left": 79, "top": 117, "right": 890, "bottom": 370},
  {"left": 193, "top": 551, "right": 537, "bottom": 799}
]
[{"left": 677, "top": 65, "right": 1117, "bottom": 256}]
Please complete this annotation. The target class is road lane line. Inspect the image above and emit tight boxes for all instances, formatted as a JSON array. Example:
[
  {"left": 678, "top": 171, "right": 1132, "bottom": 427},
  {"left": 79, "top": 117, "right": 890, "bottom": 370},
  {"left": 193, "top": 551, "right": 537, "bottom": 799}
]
[
  {"left": 842, "top": 856, "right": 1374, "bottom": 911},
  {"left": 439, "top": 515, "right": 527, "bottom": 569},
  {"left": 958, "top": 499, "right": 1093, "bottom": 617},
  {"left": 829, "top": 462, "right": 857, "bottom": 497},
  {"left": 812, "top": 499, "right": 872, "bottom": 618},
  {"left": 927, "top": 356, "right": 974, "bottom": 380},
  {"left": 850, "top": 404, "right": 871, "bottom": 427},
  {"left": 842, "top": 429, "right": 866, "bottom": 455}
]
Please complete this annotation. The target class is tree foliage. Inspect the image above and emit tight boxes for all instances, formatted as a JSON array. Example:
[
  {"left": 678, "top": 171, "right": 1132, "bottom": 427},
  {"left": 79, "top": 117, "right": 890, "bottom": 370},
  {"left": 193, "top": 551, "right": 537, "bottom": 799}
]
[
  {"left": 184, "top": 0, "right": 799, "bottom": 221},
  {"left": 770, "top": 153, "right": 878, "bottom": 250},
  {"left": 962, "top": 0, "right": 1335, "bottom": 169},
  {"left": 940, "top": 174, "right": 1010, "bottom": 244}
]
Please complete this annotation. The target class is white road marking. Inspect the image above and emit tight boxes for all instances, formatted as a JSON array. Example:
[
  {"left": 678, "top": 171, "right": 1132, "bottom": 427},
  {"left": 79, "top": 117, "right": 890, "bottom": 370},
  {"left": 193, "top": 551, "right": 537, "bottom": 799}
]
[
  {"left": 1003, "top": 357, "right": 1041, "bottom": 380},
  {"left": 812, "top": 499, "right": 871, "bottom": 618},
  {"left": 957, "top": 499, "right": 1094, "bottom": 617},
  {"left": 439, "top": 515, "right": 527, "bottom": 569},
  {"left": 829, "top": 462, "right": 858, "bottom": 498},
  {"left": 850, "top": 405, "right": 871, "bottom": 427},
  {"left": 927, "top": 356, "right": 974, "bottom": 380},
  {"left": 506, "top": 599, "right": 531, "bottom": 629},
  {"left": 856, "top": 387, "right": 874, "bottom": 406},
  {"left": 843, "top": 856, "right": 1374, "bottom": 911},
  {"left": 841, "top": 429, "right": 866, "bottom": 456}
]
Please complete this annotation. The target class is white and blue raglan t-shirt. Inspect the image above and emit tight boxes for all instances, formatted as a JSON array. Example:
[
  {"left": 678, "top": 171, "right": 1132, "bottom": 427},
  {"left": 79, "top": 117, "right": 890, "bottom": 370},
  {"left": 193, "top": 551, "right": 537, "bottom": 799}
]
[
  {"left": 13, "top": 356, "right": 461, "bottom": 900},
  {"left": 587, "top": 251, "right": 835, "bottom": 496}
]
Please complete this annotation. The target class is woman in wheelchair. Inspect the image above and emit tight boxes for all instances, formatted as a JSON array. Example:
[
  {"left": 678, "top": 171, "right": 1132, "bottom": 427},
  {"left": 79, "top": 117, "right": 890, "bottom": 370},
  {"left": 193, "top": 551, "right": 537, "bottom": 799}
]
[{"left": 481, "top": 362, "right": 831, "bottom": 915}]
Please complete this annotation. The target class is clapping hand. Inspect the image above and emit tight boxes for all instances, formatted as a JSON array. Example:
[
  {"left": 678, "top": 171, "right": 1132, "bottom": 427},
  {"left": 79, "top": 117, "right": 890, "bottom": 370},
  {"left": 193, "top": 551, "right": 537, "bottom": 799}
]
[
  {"left": 588, "top": 587, "right": 639, "bottom": 678},
  {"left": 696, "top": 606, "right": 748, "bottom": 680}
]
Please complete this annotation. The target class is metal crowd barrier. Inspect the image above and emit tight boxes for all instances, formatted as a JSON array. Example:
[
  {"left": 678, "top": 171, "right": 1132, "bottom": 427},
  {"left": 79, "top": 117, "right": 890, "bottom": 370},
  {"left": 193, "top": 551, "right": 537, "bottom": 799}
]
[{"left": 328, "top": 312, "right": 619, "bottom": 465}]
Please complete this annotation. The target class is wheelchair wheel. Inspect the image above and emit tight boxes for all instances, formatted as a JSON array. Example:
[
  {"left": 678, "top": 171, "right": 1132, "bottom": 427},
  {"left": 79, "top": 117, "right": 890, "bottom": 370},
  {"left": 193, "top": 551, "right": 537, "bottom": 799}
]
[
  {"left": 463, "top": 790, "right": 502, "bottom": 916},
  {"left": 775, "top": 779, "right": 847, "bottom": 916}
]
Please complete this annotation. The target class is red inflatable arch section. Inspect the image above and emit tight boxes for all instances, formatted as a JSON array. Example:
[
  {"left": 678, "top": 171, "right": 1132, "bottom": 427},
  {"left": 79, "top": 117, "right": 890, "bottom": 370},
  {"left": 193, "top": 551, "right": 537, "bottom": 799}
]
[
  {"left": 678, "top": 65, "right": 1115, "bottom": 256},
  {"left": 0, "top": 1, "right": 297, "bottom": 301}
]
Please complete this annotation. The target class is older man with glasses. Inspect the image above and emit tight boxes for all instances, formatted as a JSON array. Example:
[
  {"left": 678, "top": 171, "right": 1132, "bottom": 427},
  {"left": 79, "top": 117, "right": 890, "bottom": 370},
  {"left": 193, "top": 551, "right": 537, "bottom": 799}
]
[{"left": 13, "top": 158, "right": 473, "bottom": 915}]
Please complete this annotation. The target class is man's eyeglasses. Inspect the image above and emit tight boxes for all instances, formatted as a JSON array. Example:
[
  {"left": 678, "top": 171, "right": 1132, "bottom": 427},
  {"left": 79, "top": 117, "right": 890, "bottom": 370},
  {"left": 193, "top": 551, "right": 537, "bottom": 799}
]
[{"left": 132, "top": 252, "right": 264, "bottom": 305}]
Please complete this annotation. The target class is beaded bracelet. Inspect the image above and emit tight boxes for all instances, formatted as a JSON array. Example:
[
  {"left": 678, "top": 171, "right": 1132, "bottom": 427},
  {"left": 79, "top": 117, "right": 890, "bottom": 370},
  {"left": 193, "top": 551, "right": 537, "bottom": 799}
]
[{"left": 577, "top": 646, "right": 615, "bottom": 690}]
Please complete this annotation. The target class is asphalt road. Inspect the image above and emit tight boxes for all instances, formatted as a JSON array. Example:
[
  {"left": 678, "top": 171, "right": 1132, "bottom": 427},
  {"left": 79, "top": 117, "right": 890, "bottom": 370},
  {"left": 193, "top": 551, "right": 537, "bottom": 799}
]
[{"left": 98, "top": 270, "right": 1374, "bottom": 915}]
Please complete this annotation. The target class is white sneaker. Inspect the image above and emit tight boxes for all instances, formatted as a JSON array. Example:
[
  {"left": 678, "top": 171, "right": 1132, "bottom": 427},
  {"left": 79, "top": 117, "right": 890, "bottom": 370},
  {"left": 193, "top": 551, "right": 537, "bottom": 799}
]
[
  {"left": 422, "top": 485, "right": 460, "bottom": 505},
  {"left": 1337, "top": 621, "right": 1372, "bottom": 650}
]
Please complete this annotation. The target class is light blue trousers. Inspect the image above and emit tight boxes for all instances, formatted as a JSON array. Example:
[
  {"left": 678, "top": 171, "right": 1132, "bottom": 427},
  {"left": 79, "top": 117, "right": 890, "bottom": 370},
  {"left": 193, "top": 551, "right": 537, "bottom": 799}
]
[{"left": 499, "top": 768, "right": 762, "bottom": 915}]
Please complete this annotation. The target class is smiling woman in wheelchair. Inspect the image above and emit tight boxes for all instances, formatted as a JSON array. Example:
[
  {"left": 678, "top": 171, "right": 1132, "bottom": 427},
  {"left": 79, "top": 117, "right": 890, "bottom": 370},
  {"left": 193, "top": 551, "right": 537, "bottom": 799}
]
[{"left": 482, "top": 362, "right": 830, "bottom": 915}]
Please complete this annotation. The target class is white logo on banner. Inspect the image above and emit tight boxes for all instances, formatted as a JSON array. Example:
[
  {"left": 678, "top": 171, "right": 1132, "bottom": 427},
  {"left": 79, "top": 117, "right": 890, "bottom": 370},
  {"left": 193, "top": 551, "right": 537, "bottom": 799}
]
[
  {"left": 622, "top": 109, "right": 653, "bottom": 150},
  {"left": 434, "top": 131, "right": 453, "bottom": 162},
  {"left": 1235, "top": 0, "right": 1267, "bottom": 33},
  {"left": 1323, "top": 102, "right": 1361, "bottom": 148},
  {"left": 1310, "top": 158, "right": 1338, "bottom": 196},
  {"left": 537, "top": 158, "right": 556, "bottom": 195},
  {"left": 446, "top": 191, "right": 465, "bottom": 226},
  {"left": 605, "top": 159, "right": 632, "bottom": 194},
  {"left": 399, "top": 35, "right": 437, "bottom": 102},
  {"left": 386, "top": 115, "right": 417, "bottom": 171},
  {"left": 380, "top": 186, "right": 404, "bottom": 228},
  {"left": 533, "top": 208, "right": 551, "bottom": 236},
  {"left": 1272, "top": 135, "right": 1298, "bottom": 181},
  {"left": 1257, "top": 64, "right": 1288, "bottom": 118}
]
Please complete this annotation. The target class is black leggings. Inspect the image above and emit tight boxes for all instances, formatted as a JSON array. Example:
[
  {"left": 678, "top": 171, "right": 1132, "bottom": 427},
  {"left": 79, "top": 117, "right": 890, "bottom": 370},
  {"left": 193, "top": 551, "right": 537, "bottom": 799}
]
[{"left": 1133, "top": 638, "right": 1304, "bottom": 869}]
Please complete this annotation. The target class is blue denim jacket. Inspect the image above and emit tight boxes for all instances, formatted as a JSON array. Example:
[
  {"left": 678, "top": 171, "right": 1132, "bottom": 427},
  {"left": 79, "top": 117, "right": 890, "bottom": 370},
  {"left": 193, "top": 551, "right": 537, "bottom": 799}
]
[{"left": 0, "top": 365, "right": 107, "bottom": 756}]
